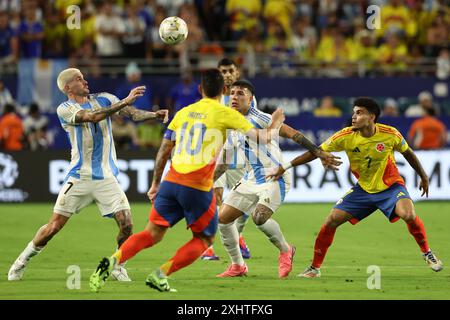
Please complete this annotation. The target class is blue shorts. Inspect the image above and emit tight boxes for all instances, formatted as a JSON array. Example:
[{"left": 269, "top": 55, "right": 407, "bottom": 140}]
[
  {"left": 149, "top": 181, "right": 218, "bottom": 236},
  {"left": 334, "top": 183, "right": 411, "bottom": 225}
]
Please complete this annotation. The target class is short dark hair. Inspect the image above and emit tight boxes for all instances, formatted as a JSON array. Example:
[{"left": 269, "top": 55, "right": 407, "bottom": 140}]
[
  {"left": 353, "top": 97, "right": 381, "bottom": 122},
  {"left": 4, "top": 103, "right": 16, "bottom": 114},
  {"left": 217, "top": 58, "right": 237, "bottom": 68},
  {"left": 231, "top": 79, "right": 255, "bottom": 96},
  {"left": 201, "top": 69, "right": 224, "bottom": 98}
]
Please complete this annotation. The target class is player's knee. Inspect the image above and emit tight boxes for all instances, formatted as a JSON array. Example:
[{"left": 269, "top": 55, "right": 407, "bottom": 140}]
[
  {"left": 324, "top": 215, "right": 341, "bottom": 228},
  {"left": 398, "top": 209, "right": 416, "bottom": 223},
  {"left": 194, "top": 233, "right": 214, "bottom": 247},
  {"left": 252, "top": 213, "right": 268, "bottom": 226}
]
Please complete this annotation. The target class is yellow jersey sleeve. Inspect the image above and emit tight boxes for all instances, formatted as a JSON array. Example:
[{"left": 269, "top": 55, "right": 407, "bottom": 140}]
[
  {"left": 221, "top": 107, "right": 254, "bottom": 133},
  {"left": 321, "top": 128, "right": 353, "bottom": 152},
  {"left": 392, "top": 128, "right": 410, "bottom": 153}
]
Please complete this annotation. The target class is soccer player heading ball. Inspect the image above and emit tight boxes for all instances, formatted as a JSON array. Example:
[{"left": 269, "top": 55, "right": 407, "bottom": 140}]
[{"left": 268, "top": 97, "right": 443, "bottom": 278}]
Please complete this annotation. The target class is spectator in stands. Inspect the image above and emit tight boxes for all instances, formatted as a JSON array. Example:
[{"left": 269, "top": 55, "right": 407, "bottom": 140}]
[
  {"left": 378, "top": 32, "right": 409, "bottom": 75},
  {"left": 436, "top": 48, "right": 450, "bottom": 80},
  {"left": 23, "top": 102, "right": 51, "bottom": 150},
  {"left": 408, "top": 107, "right": 447, "bottom": 150},
  {"left": 66, "top": 2, "right": 96, "bottom": 53},
  {"left": 116, "top": 62, "right": 152, "bottom": 111},
  {"left": 42, "top": 8, "right": 68, "bottom": 58},
  {"left": 405, "top": 91, "right": 440, "bottom": 117},
  {"left": 237, "top": 25, "right": 265, "bottom": 63},
  {"left": 266, "top": 23, "right": 295, "bottom": 74},
  {"left": 263, "top": 0, "right": 295, "bottom": 37},
  {"left": 0, "top": 79, "right": 15, "bottom": 114},
  {"left": 316, "top": 27, "right": 352, "bottom": 77},
  {"left": 111, "top": 115, "right": 138, "bottom": 150},
  {"left": 0, "top": 11, "right": 18, "bottom": 66},
  {"left": 377, "top": 0, "right": 417, "bottom": 40},
  {"left": 382, "top": 98, "right": 400, "bottom": 117},
  {"left": 17, "top": 5, "right": 44, "bottom": 58},
  {"left": 226, "top": 0, "right": 262, "bottom": 40},
  {"left": 95, "top": 1, "right": 125, "bottom": 58},
  {"left": 350, "top": 30, "right": 377, "bottom": 76},
  {"left": 179, "top": 3, "right": 205, "bottom": 56},
  {"left": 122, "top": 1, "right": 146, "bottom": 58},
  {"left": 0, "top": 103, "right": 23, "bottom": 151},
  {"left": 166, "top": 71, "right": 201, "bottom": 114},
  {"left": 136, "top": 118, "right": 164, "bottom": 149},
  {"left": 424, "top": 11, "right": 449, "bottom": 57},
  {"left": 314, "top": 96, "right": 342, "bottom": 117},
  {"left": 291, "top": 16, "right": 317, "bottom": 63},
  {"left": 146, "top": 5, "right": 178, "bottom": 61}
]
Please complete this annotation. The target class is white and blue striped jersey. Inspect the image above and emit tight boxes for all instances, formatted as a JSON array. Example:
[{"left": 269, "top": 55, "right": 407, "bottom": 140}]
[
  {"left": 236, "top": 105, "right": 291, "bottom": 192},
  {"left": 221, "top": 94, "right": 257, "bottom": 170},
  {"left": 56, "top": 92, "right": 120, "bottom": 181}
]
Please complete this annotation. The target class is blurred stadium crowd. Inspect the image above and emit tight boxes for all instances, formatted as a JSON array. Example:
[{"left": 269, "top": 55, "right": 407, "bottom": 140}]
[
  {"left": 0, "top": 0, "right": 449, "bottom": 151},
  {"left": 0, "top": 0, "right": 449, "bottom": 77}
]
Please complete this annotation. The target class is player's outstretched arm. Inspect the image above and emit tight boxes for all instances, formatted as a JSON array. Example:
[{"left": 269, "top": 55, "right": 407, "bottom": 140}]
[
  {"left": 148, "top": 138, "right": 175, "bottom": 201},
  {"left": 75, "top": 86, "right": 146, "bottom": 123},
  {"left": 402, "top": 148, "right": 429, "bottom": 197},
  {"left": 119, "top": 106, "right": 169, "bottom": 123},
  {"left": 279, "top": 124, "right": 342, "bottom": 169},
  {"left": 266, "top": 147, "right": 341, "bottom": 181},
  {"left": 266, "top": 150, "right": 317, "bottom": 181}
]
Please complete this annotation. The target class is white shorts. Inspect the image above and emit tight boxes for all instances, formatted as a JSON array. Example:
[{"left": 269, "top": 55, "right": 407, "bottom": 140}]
[
  {"left": 53, "top": 176, "right": 131, "bottom": 217},
  {"left": 213, "top": 169, "right": 245, "bottom": 190},
  {"left": 223, "top": 179, "right": 290, "bottom": 214}
]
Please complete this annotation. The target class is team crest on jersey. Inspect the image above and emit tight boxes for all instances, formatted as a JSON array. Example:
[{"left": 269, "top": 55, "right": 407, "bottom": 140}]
[{"left": 375, "top": 143, "right": 385, "bottom": 152}]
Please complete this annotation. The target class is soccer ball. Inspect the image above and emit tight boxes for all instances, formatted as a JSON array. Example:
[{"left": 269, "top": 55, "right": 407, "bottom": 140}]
[{"left": 159, "top": 16, "right": 188, "bottom": 45}]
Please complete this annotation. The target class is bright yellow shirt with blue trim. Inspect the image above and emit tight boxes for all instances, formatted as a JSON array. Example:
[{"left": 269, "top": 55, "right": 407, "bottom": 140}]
[
  {"left": 164, "top": 98, "right": 254, "bottom": 191},
  {"left": 321, "top": 124, "right": 409, "bottom": 193}
]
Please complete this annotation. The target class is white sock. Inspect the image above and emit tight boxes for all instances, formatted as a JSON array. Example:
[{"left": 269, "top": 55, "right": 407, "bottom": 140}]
[
  {"left": 18, "top": 241, "right": 43, "bottom": 264},
  {"left": 256, "top": 219, "right": 289, "bottom": 252},
  {"left": 235, "top": 214, "right": 249, "bottom": 234},
  {"left": 219, "top": 221, "right": 244, "bottom": 266}
]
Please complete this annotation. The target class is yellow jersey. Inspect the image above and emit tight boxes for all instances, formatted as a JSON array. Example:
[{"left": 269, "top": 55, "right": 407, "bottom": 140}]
[
  {"left": 321, "top": 124, "right": 410, "bottom": 193},
  {"left": 164, "top": 98, "right": 254, "bottom": 191}
]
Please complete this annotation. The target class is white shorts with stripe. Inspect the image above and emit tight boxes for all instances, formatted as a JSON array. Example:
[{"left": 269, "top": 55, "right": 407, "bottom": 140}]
[
  {"left": 213, "top": 168, "right": 245, "bottom": 190},
  {"left": 223, "top": 178, "right": 290, "bottom": 214},
  {"left": 53, "top": 176, "right": 131, "bottom": 217}
]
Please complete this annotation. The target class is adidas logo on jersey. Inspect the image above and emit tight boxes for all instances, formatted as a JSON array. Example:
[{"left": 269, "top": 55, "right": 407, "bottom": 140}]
[
  {"left": 352, "top": 147, "right": 360, "bottom": 152},
  {"left": 397, "top": 192, "right": 406, "bottom": 198}
]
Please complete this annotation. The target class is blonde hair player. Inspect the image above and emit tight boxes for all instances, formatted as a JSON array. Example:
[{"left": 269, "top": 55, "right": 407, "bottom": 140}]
[{"left": 8, "top": 68, "right": 168, "bottom": 281}]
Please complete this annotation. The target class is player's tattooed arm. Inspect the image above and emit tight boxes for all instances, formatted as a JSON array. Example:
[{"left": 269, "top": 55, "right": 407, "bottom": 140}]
[
  {"left": 75, "top": 86, "right": 146, "bottom": 123},
  {"left": 279, "top": 124, "right": 342, "bottom": 170},
  {"left": 119, "top": 106, "right": 169, "bottom": 123},
  {"left": 279, "top": 124, "right": 321, "bottom": 155},
  {"left": 402, "top": 148, "right": 429, "bottom": 197}
]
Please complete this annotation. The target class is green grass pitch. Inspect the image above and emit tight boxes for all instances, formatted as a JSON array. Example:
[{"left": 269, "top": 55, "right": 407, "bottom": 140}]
[{"left": 1, "top": 202, "right": 449, "bottom": 300}]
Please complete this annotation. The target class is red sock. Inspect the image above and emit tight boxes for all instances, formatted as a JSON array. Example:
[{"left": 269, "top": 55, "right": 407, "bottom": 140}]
[
  {"left": 406, "top": 215, "right": 429, "bottom": 253},
  {"left": 162, "top": 237, "right": 208, "bottom": 276},
  {"left": 312, "top": 225, "right": 336, "bottom": 269},
  {"left": 118, "top": 230, "right": 154, "bottom": 264}
]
